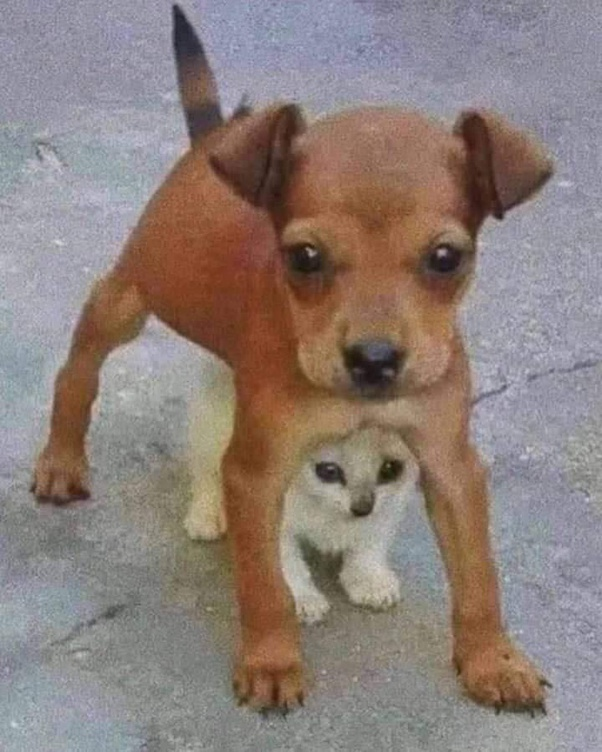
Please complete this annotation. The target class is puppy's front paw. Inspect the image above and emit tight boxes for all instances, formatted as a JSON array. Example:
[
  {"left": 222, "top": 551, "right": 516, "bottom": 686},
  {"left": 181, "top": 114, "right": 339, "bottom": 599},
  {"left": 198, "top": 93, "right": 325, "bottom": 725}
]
[
  {"left": 340, "top": 563, "right": 400, "bottom": 611},
  {"left": 184, "top": 492, "right": 227, "bottom": 541},
  {"left": 294, "top": 589, "right": 330, "bottom": 625},
  {"left": 234, "top": 637, "right": 305, "bottom": 711},
  {"left": 31, "top": 446, "right": 90, "bottom": 504},
  {"left": 455, "top": 637, "right": 550, "bottom": 714}
]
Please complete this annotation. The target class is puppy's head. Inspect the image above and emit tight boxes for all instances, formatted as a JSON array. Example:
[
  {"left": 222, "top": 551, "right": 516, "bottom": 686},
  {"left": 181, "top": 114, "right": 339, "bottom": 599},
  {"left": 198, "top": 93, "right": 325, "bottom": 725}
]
[
  {"left": 209, "top": 104, "right": 553, "bottom": 399},
  {"left": 295, "top": 427, "right": 418, "bottom": 518}
]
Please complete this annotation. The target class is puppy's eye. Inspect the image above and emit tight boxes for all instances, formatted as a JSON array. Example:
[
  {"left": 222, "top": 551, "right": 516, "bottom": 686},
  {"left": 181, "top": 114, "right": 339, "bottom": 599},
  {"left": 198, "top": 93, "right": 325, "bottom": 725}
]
[
  {"left": 377, "top": 459, "right": 404, "bottom": 484},
  {"left": 285, "top": 244, "right": 325, "bottom": 276},
  {"left": 424, "top": 244, "right": 465, "bottom": 276},
  {"left": 315, "top": 462, "right": 346, "bottom": 485}
]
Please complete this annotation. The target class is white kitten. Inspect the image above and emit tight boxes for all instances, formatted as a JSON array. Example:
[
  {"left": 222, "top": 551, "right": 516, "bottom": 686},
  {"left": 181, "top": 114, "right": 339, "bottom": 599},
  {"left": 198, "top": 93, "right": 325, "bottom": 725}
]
[{"left": 187, "top": 359, "right": 419, "bottom": 624}]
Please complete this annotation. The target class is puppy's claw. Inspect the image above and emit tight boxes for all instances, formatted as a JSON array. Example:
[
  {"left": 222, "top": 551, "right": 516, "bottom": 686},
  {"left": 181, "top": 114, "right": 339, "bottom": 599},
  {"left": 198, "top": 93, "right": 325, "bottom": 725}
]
[
  {"left": 233, "top": 678, "right": 247, "bottom": 706},
  {"left": 36, "top": 493, "right": 89, "bottom": 506},
  {"left": 527, "top": 701, "right": 548, "bottom": 718},
  {"left": 494, "top": 700, "right": 547, "bottom": 717},
  {"left": 258, "top": 704, "right": 290, "bottom": 719},
  {"left": 233, "top": 659, "right": 304, "bottom": 713},
  {"left": 68, "top": 487, "right": 91, "bottom": 501}
]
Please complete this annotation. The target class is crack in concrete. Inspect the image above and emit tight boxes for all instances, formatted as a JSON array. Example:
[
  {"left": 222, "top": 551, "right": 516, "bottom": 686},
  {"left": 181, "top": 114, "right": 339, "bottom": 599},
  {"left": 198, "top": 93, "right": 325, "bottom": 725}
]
[
  {"left": 473, "top": 356, "right": 602, "bottom": 407},
  {"left": 472, "top": 381, "right": 510, "bottom": 406},
  {"left": 50, "top": 602, "right": 131, "bottom": 647},
  {"left": 525, "top": 357, "right": 602, "bottom": 383}
]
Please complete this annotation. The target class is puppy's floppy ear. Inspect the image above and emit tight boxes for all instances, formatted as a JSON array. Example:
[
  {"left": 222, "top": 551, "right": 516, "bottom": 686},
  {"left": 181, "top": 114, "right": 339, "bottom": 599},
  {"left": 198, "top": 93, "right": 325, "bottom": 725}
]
[
  {"left": 454, "top": 109, "right": 554, "bottom": 219},
  {"left": 209, "top": 103, "right": 305, "bottom": 208}
]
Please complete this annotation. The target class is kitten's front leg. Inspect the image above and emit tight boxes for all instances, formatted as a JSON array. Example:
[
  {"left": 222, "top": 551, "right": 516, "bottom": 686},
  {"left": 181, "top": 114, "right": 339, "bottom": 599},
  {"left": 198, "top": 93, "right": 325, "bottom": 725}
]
[
  {"left": 280, "top": 532, "right": 330, "bottom": 624},
  {"left": 339, "top": 535, "right": 400, "bottom": 611}
]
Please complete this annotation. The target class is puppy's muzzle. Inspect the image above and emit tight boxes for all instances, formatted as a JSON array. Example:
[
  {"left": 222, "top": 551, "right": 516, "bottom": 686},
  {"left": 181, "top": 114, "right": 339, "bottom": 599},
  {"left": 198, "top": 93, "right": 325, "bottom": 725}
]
[{"left": 344, "top": 339, "right": 403, "bottom": 392}]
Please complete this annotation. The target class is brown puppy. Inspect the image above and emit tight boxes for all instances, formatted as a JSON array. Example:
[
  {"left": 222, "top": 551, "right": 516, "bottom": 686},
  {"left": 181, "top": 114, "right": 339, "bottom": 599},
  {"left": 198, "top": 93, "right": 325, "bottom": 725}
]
[{"left": 32, "top": 6, "right": 553, "bottom": 712}]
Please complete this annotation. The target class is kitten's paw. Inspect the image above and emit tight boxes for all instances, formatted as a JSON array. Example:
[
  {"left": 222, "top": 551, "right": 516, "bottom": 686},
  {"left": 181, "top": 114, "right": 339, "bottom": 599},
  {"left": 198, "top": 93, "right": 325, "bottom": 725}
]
[
  {"left": 294, "top": 589, "right": 331, "bottom": 625},
  {"left": 340, "top": 564, "right": 400, "bottom": 610},
  {"left": 184, "top": 492, "right": 227, "bottom": 541}
]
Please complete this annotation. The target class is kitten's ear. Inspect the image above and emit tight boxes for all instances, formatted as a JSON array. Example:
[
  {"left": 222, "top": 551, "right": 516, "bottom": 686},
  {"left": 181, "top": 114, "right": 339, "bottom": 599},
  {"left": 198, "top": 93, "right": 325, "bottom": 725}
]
[
  {"left": 454, "top": 109, "right": 554, "bottom": 219},
  {"left": 209, "top": 104, "right": 305, "bottom": 209}
]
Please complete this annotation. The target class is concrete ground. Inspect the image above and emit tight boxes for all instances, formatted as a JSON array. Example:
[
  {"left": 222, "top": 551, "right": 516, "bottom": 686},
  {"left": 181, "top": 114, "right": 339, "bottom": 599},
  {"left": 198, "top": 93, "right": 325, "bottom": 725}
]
[{"left": 1, "top": 0, "right": 601, "bottom": 749}]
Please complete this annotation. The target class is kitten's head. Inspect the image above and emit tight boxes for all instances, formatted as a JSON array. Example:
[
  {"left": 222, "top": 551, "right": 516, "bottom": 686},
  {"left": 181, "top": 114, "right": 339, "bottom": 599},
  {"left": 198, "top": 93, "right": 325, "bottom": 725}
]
[{"left": 296, "top": 427, "right": 419, "bottom": 518}]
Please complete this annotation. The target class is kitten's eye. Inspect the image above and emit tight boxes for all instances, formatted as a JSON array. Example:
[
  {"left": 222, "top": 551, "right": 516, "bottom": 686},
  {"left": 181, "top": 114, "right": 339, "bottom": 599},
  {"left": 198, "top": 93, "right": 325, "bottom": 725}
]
[
  {"left": 377, "top": 459, "right": 404, "bottom": 484},
  {"left": 315, "top": 462, "right": 346, "bottom": 485},
  {"left": 285, "top": 244, "right": 325, "bottom": 276}
]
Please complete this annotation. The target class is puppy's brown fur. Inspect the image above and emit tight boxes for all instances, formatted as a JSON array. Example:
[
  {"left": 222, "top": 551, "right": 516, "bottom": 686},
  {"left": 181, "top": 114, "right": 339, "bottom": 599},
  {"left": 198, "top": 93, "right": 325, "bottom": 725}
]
[{"left": 32, "top": 6, "right": 553, "bottom": 712}]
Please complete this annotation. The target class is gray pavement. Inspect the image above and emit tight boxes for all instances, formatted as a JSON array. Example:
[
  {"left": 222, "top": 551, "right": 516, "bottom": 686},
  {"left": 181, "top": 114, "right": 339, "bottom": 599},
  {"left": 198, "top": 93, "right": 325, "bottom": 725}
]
[{"left": 1, "top": 1, "right": 601, "bottom": 750}]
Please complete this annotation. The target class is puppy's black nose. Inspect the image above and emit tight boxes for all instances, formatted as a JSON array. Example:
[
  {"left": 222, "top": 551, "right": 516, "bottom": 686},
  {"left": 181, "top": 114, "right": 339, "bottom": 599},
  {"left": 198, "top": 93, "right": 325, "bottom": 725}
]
[{"left": 344, "top": 339, "right": 402, "bottom": 389}]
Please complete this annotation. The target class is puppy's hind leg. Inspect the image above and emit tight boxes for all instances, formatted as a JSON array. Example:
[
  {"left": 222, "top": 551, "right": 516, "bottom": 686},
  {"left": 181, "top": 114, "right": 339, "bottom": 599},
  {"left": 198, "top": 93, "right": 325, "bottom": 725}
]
[{"left": 32, "top": 268, "right": 148, "bottom": 503}]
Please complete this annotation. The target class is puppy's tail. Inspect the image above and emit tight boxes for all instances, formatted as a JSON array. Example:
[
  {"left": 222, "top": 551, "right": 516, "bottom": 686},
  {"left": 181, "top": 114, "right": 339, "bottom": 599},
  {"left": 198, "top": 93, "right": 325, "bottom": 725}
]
[{"left": 172, "top": 4, "right": 223, "bottom": 143}]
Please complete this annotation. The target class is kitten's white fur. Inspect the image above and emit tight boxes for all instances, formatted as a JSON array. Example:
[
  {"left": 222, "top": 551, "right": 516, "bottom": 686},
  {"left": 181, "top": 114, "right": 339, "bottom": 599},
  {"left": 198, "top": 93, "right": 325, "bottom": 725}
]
[{"left": 187, "top": 359, "right": 419, "bottom": 623}]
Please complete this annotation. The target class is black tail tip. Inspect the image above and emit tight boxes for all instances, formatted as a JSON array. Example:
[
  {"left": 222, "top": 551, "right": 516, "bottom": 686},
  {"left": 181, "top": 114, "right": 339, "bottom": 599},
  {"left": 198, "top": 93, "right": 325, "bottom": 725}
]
[
  {"left": 172, "top": 4, "right": 204, "bottom": 60},
  {"left": 172, "top": 4, "right": 187, "bottom": 27}
]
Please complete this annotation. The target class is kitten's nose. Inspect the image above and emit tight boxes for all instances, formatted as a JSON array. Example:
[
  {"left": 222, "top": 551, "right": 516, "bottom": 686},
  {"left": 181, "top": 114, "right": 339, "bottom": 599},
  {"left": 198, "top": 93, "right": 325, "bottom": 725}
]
[{"left": 351, "top": 492, "right": 375, "bottom": 517}]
